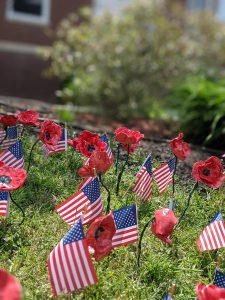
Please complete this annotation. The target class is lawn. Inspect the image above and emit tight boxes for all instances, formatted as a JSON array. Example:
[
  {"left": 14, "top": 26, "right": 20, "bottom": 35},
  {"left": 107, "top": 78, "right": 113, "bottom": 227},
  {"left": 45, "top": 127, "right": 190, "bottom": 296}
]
[{"left": 0, "top": 134, "right": 224, "bottom": 299}]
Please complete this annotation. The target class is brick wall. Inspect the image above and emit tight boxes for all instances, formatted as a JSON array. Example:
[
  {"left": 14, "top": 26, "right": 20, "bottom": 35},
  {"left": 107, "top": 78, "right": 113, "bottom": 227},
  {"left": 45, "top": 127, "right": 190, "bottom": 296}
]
[{"left": 0, "top": 0, "right": 92, "bottom": 102}]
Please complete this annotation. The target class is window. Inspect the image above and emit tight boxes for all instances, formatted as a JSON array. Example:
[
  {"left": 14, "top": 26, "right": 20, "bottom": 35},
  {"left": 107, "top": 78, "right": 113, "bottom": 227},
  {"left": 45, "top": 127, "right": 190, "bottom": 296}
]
[
  {"left": 187, "top": 0, "right": 225, "bottom": 22},
  {"left": 93, "top": 0, "right": 132, "bottom": 16},
  {"left": 187, "top": 0, "right": 215, "bottom": 12},
  {"left": 5, "top": 0, "right": 51, "bottom": 26}
]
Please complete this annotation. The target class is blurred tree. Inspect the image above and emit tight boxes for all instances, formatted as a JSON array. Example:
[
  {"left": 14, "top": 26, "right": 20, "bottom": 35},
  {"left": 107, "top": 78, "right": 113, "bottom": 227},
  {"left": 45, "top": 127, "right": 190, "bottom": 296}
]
[{"left": 40, "top": 0, "right": 225, "bottom": 120}]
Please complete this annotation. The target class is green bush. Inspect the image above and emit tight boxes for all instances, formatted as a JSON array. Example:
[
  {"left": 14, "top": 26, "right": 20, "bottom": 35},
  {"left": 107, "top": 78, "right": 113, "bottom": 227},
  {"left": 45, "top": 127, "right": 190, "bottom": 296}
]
[
  {"left": 171, "top": 77, "right": 225, "bottom": 149},
  {"left": 40, "top": 0, "right": 225, "bottom": 120}
]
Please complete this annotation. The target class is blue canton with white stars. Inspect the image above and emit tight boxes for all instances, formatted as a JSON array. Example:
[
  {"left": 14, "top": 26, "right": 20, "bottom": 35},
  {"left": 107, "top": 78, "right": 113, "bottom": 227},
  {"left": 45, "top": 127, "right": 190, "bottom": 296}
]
[
  {"left": 6, "top": 127, "right": 17, "bottom": 139},
  {"left": 214, "top": 269, "right": 225, "bottom": 289},
  {"left": 163, "top": 294, "right": 172, "bottom": 300},
  {"left": 100, "top": 134, "right": 110, "bottom": 151},
  {"left": 63, "top": 219, "right": 85, "bottom": 245},
  {"left": 82, "top": 177, "right": 100, "bottom": 204},
  {"left": 211, "top": 210, "right": 223, "bottom": 223},
  {"left": 8, "top": 141, "right": 23, "bottom": 159},
  {"left": 168, "top": 157, "right": 176, "bottom": 173},
  {"left": 163, "top": 294, "right": 173, "bottom": 300},
  {"left": 143, "top": 156, "right": 153, "bottom": 175},
  {"left": 169, "top": 199, "right": 174, "bottom": 211},
  {"left": 100, "top": 134, "right": 109, "bottom": 145},
  {"left": 113, "top": 205, "right": 137, "bottom": 230},
  {"left": 60, "top": 128, "right": 66, "bottom": 141},
  {"left": 0, "top": 191, "right": 8, "bottom": 202}
]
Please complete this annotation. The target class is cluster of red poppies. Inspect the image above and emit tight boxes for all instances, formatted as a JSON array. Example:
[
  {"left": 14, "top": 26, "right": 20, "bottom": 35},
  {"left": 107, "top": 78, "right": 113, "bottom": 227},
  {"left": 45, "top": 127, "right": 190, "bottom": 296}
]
[
  {"left": 0, "top": 112, "right": 63, "bottom": 151},
  {"left": 0, "top": 112, "right": 64, "bottom": 192},
  {"left": 67, "top": 127, "right": 144, "bottom": 177},
  {"left": 0, "top": 112, "right": 224, "bottom": 299},
  {"left": 0, "top": 110, "right": 40, "bottom": 127}
]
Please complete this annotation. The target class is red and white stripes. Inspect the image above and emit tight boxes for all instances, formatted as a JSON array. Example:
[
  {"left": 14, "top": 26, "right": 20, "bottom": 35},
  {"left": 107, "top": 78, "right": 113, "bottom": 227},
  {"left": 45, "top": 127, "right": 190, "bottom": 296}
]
[
  {"left": 197, "top": 221, "right": 225, "bottom": 251},
  {"left": 48, "top": 239, "right": 98, "bottom": 296}
]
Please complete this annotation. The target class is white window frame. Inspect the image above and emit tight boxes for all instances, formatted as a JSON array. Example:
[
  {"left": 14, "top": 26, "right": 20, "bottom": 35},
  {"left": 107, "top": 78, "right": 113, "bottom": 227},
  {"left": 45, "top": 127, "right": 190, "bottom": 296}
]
[{"left": 5, "top": 0, "right": 51, "bottom": 26}]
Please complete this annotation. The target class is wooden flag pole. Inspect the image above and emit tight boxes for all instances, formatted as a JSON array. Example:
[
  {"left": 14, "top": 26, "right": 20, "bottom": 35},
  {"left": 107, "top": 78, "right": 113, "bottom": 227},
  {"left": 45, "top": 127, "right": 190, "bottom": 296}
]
[{"left": 169, "top": 283, "right": 176, "bottom": 297}]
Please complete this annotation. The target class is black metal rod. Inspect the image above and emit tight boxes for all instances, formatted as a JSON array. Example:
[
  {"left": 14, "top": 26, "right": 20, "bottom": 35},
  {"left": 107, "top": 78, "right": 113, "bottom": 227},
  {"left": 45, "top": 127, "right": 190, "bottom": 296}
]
[
  {"left": 116, "top": 145, "right": 130, "bottom": 196},
  {"left": 176, "top": 182, "right": 198, "bottom": 227},
  {"left": 172, "top": 156, "right": 178, "bottom": 195},
  {"left": 137, "top": 217, "right": 154, "bottom": 267},
  {"left": 27, "top": 138, "right": 40, "bottom": 174},
  {"left": 10, "top": 192, "right": 25, "bottom": 225},
  {"left": 99, "top": 174, "right": 111, "bottom": 214},
  {"left": 115, "top": 144, "right": 120, "bottom": 175}
]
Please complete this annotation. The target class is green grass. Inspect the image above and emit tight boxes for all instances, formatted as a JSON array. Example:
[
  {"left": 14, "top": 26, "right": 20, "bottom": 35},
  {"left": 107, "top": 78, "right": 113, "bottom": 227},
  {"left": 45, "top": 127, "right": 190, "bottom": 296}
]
[{"left": 0, "top": 135, "right": 224, "bottom": 299}]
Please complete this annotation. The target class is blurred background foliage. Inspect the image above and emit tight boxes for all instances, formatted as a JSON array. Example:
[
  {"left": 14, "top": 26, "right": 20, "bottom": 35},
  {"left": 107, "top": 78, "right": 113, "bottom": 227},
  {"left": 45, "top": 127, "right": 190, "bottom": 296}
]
[
  {"left": 40, "top": 0, "right": 225, "bottom": 149},
  {"left": 172, "top": 77, "right": 225, "bottom": 149}
]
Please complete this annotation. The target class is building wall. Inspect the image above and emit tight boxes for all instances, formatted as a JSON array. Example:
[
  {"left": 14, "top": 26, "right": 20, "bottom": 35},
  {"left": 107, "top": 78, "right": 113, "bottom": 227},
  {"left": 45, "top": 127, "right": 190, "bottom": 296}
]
[{"left": 0, "top": 0, "right": 91, "bottom": 103}]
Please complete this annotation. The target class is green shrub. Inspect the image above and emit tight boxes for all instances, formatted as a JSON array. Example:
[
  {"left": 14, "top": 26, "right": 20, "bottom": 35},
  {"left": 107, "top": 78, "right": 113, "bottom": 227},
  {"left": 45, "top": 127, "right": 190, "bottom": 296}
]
[
  {"left": 171, "top": 77, "right": 225, "bottom": 149},
  {"left": 40, "top": 0, "right": 225, "bottom": 120}
]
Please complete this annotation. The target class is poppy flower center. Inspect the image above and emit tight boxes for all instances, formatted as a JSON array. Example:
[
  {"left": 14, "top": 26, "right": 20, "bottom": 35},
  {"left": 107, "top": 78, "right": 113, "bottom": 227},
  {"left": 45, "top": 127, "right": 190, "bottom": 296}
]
[
  {"left": 203, "top": 169, "right": 210, "bottom": 176},
  {"left": 45, "top": 131, "right": 51, "bottom": 140},
  {"left": 0, "top": 175, "right": 11, "bottom": 185},
  {"left": 87, "top": 144, "right": 95, "bottom": 152},
  {"left": 95, "top": 227, "right": 105, "bottom": 239}
]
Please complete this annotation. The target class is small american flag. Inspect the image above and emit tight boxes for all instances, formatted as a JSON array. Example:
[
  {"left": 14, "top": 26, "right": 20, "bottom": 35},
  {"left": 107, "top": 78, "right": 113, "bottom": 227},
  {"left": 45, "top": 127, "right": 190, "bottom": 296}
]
[
  {"left": 214, "top": 268, "right": 225, "bottom": 289},
  {"left": 112, "top": 205, "right": 138, "bottom": 248},
  {"left": 132, "top": 154, "right": 153, "bottom": 201},
  {"left": 43, "top": 128, "right": 67, "bottom": 159},
  {"left": 0, "top": 140, "right": 24, "bottom": 169},
  {"left": 197, "top": 210, "right": 225, "bottom": 252},
  {"left": 100, "top": 134, "right": 113, "bottom": 160},
  {"left": 55, "top": 177, "right": 103, "bottom": 226},
  {"left": 169, "top": 199, "right": 175, "bottom": 211},
  {"left": 0, "top": 191, "right": 10, "bottom": 218},
  {"left": 48, "top": 218, "right": 98, "bottom": 296},
  {"left": 163, "top": 294, "right": 173, "bottom": 300},
  {"left": 153, "top": 157, "right": 176, "bottom": 194},
  {"left": 0, "top": 126, "right": 18, "bottom": 151}
]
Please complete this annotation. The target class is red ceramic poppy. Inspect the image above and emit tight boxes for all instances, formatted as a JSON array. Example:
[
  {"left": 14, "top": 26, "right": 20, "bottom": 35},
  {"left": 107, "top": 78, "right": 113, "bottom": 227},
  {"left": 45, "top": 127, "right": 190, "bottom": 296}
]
[
  {"left": 78, "top": 150, "right": 113, "bottom": 177},
  {"left": 0, "top": 269, "right": 22, "bottom": 300},
  {"left": 0, "top": 115, "right": 18, "bottom": 127},
  {"left": 192, "top": 156, "right": 225, "bottom": 188},
  {"left": 151, "top": 208, "right": 177, "bottom": 245},
  {"left": 39, "top": 120, "right": 62, "bottom": 151},
  {"left": 69, "top": 131, "right": 106, "bottom": 157},
  {"left": 17, "top": 110, "right": 40, "bottom": 127},
  {"left": 169, "top": 132, "right": 190, "bottom": 161},
  {"left": 86, "top": 213, "right": 116, "bottom": 261},
  {"left": 0, "top": 164, "right": 27, "bottom": 191},
  {"left": 196, "top": 282, "right": 225, "bottom": 300},
  {"left": 115, "top": 127, "right": 144, "bottom": 145}
]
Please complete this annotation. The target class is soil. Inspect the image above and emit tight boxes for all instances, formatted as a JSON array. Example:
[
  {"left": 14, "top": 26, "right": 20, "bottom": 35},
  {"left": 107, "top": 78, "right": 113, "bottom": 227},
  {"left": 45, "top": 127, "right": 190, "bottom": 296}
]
[{"left": 0, "top": 96, "right": 224, "bottom": 182}]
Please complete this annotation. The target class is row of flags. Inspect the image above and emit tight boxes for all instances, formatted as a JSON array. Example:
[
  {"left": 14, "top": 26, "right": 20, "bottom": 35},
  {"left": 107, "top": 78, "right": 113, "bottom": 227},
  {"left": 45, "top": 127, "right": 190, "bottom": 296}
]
[
  {"left": 49, "top": 205, "right": 138, "bottom": 296},
  {"left": 0, "top": 126, "right": 68, "bottom": 220},
  {"left": 1, "top": 127, "right": 223, "bottom": 297},
  {"left": 133, "top": 155, "right": 176, "bottom": 201}
]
